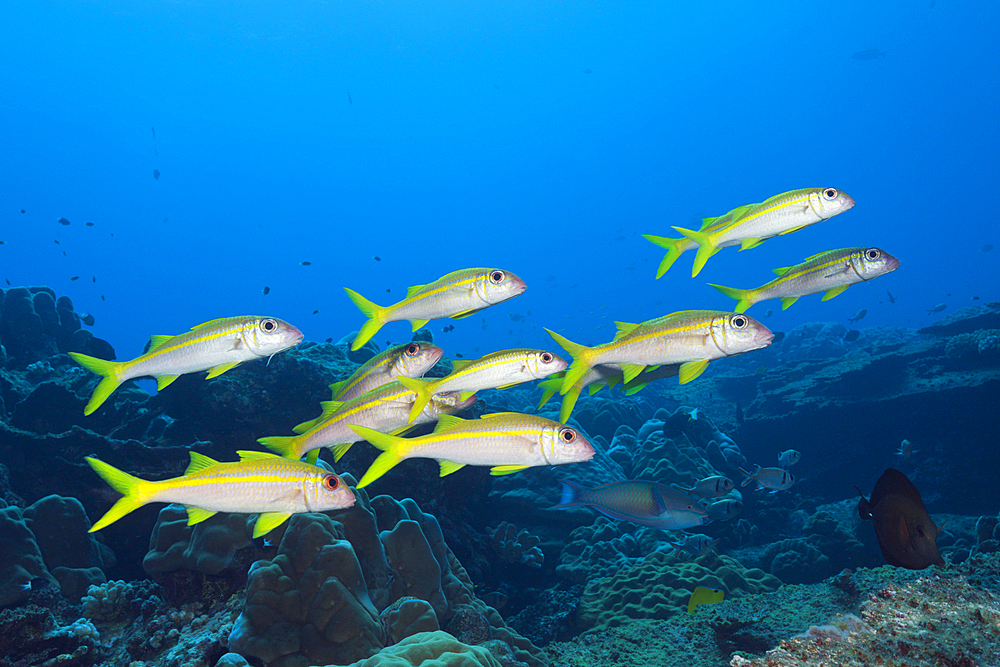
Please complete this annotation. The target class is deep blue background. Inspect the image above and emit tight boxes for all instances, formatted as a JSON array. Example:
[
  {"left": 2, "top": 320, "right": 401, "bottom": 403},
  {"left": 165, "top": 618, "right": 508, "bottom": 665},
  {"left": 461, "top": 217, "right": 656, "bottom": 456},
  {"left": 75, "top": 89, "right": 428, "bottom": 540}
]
[{"left": 2, "top": 0, "right": 998, "bottom": 362}]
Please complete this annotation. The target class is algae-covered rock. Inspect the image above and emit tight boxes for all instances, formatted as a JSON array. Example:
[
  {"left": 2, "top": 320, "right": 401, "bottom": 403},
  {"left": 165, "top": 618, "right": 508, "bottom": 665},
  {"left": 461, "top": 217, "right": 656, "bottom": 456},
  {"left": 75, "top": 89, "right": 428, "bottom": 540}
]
[{"left": 576, "top": 550, "right": 780, "bottom": 632}]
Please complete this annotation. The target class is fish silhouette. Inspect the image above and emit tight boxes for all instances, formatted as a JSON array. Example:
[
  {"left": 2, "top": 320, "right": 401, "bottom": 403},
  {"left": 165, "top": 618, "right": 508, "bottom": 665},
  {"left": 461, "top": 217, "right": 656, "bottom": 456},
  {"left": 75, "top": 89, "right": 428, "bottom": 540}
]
[{"left": 856, "top": 468, "right": 944, "bottom": 570}]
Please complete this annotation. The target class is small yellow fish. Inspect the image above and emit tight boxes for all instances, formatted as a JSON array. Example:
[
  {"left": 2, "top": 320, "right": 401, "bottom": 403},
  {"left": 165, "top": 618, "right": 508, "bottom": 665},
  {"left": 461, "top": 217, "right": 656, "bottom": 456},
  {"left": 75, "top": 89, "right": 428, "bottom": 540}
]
[
  {"left": 69, "top": 316, "right": 303, "bottom": 415},
  {"left": 688, "top": 586, "right": 724, "bottom": 614},
  {"left": 344, "top": 268, "right": 526, "bottom": 351},
  {"left": 86, "top": 451, "right": 355, "bottom": 538}
]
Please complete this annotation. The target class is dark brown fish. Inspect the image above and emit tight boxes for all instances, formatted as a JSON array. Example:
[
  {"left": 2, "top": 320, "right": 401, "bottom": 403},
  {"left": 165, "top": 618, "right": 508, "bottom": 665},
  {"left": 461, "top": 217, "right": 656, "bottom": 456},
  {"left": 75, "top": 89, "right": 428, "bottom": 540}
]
[
  {"left": 57, "top": 217, "right": 71, "bottom": 225},
  {"left": 262, "top": 286, "right": 270, "bottom": 295},
  {"left": 153, "top": 169, "right": 160, "bottom": 180},
  {"left": 856, "top": 468, "right": 944, "bottom": 570}
]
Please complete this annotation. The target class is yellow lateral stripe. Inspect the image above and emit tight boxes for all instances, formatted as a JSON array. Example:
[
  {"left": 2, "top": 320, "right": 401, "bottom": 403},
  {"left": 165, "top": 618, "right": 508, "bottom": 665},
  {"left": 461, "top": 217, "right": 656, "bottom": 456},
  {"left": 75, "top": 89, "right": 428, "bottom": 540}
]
[
  {"left": 602, "top": 319, "right": 715, "bottom": 347},
  {"left": 156, "top": 471, "right": 312, "bottom": 490},
  {"left": 325, "top": 388, "right": 412, "bottom": 423},
  {"left": 445, "top": 351, "right": 532, "bottom": 380},
  {"left": 770, "top": 250, "right": 856, "bottom": 284},
  {"left": 137, "top": 320, "right": 249, "bottom": 358},
  {"left": 725, "top": 191, "right": 812, "bottom": 230},
  {"left": 399, "top": 272, "right": 482, "bottom": 305},
  {"left": 412, "top": 428, "right": 547, "bottom": 444}
]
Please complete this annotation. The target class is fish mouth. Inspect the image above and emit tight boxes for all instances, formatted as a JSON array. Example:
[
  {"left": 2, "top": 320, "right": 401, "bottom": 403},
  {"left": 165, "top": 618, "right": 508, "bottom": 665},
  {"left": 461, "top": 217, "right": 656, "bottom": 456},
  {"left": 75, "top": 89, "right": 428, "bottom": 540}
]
[
  {"left": 288, "top": 326, "right": 305, "bottom": 345},
  {"left": 885, "top": 255, "right": 901, "bottom": 272}
]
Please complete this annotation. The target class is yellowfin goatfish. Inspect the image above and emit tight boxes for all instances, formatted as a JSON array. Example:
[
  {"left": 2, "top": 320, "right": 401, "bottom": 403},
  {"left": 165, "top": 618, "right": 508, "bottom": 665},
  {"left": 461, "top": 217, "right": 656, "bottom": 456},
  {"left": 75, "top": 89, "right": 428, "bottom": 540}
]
[
  {"left": 672, "top": 188, "right": 856, "bottom": 277},
  {"left": 258, "top": 383, "right": 477, "bottom": 463},
  {"left": 295, "top": 342, "right": 443, "bottom": 434},
  {"left": 69, "top": 316, "right": 303, "bottom": 415},
  {"left": 687, "top": 586, "right": 724, "bottom": 614},
  {"left": 739, "top": 465, "right": 795, "bottom": 492},
  {"left": 85, "top": 451, "right": 354, "bottom": 538},
  {"left": 709, "top": 247, "right": 900, "bottom": 313},
  {"left": 397, "top": 348, "right": 566, "bottom": 423},
  {"left": 556, "top": 479, "right": 708, "bottom": 530},
  {"left": 344, "top": 268, "right": 526, "bottom": 351},
  {"left": 642, "top": 206, "right": 745, "bottom": 278},
  {"left": 349, "top": 413, "right": 594, "bottom": 488},
  {"left": 548, "top": 310, "right": 773, "bottom": 394}
]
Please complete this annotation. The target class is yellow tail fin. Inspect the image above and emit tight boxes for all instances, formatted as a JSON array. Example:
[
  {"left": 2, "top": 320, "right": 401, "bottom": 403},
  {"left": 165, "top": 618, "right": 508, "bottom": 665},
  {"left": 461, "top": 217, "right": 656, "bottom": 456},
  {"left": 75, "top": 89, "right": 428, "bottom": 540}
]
[
  {"left": 642, "top": 234, "right": 689, "bottom": 279},
  {"left": 396, "top": 375, "right": 434, "bottom": 423},
  {"left": 86, "top": 457, "right": 149, "bottom": 531},
  {"left": 707, "top": 283, "right": 754, "bottom": 314},
  {"left": 349, "top": 425, "right": 408, "bottom": 488},
  {"left": 257, "top": 435, "right": 303, "bottom": 459},
  {"left": 545, "top": 329, "right": 593, "bottom": 395},
  {"left": 68, "top": 352, "right": 124, "bottom": 416},
  {"left": 672, "top": 226, "right": 716, "bottom": 278},
  {"left": 343, "top": 288, "right": 386, "bottom": 351}
]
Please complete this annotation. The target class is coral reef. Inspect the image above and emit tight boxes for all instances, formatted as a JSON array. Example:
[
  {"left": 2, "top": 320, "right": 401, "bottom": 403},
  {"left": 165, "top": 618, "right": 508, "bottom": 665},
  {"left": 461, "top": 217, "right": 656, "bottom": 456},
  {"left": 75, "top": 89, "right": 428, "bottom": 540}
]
[{"left": 489, "top": 522, "right": 544, "bottom": 568}]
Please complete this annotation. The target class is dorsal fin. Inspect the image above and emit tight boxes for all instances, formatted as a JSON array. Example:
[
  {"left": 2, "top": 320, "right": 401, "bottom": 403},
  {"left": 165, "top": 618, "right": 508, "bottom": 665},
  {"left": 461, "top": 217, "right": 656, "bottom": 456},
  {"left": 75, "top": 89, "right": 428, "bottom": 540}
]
[
  {"left": 190, "top": 318, "right": 227, "bottom": 330},
  {"left": 450, "top": 359, "right": 473, "bottom": 371},
  {"left": 185, "top": 451, "right": 220, "bottom": 475},
  {"left": 433, "top": 414, "right": 467, "bottom": 432},
  {"left": 699, "top": 216, "right": 718, "bottom": 230},
  {"left": 802, "top": 250, "right": 827, "bottom": 262},
  {"left": 478, "top": 412, "right": 522, "bottom": 419},
  {"left": 772, "top": 266, "right": 792, "bottom": 276},
  {"left": 148, "top": 335, "right": 175, "bottom": 352},
  {"left": 328, "top": 380, "right": 347, "bottom": 399},
  {"left": 406, "top": 284, "right": 426, "bottom": 298},
  {"left": 316, "top": 400, "right": 345, "bottom": 422},
  {"left": 613, "top": 321, "right": 640, "bottom": 341},
  {"left": 237, "top": 450, "right": 282, "bottom": 461},
  {"left": 727, "top": 203, "right": 758, "bottom": 221}
]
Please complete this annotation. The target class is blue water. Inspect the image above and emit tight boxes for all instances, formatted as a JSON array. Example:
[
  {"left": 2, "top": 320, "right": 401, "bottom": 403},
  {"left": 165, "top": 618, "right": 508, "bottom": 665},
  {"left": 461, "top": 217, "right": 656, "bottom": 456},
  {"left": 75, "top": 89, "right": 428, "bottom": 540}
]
[{"left": 2, "top": 0, "right": 998, "bottom": 361}]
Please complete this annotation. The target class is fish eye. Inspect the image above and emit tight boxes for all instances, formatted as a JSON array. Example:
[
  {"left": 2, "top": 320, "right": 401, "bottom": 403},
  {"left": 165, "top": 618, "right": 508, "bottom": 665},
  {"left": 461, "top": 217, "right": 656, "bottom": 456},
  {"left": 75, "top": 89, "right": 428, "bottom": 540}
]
[
  {"left": 559, "top": 428, "right": 577, "bottom": 443},
  {"left": 489, "top": 270, "right": 505, "bottom": 284},
  {"left": 916, "top": 525, "right": 926, "bottom": 537},
  {"left": 823, "top": 188, "right": 838, "bottom": 200},
  {"left": 865, "top": 248, "right": 881, "bottom": 261},
  {"left": 260, "top": 318, "right": 278, "bottom": 333},
  {"left": 322, "top": 475, "right": 340, "bottom": 491},
  {"left": 541, "top": 352, "right": 553, "bottom": 363},
  {"left": 405, "top": 343, "right": 420, "bottom": 356},
  {"left": 730, "top": 315, "right": 749, "bottom": 329}
]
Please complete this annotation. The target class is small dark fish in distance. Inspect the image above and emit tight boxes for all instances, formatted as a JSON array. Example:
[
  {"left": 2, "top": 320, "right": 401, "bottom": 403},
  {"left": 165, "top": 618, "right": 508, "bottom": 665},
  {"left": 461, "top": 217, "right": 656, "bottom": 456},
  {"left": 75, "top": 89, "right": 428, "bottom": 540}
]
[
  {"left": 81, "top": 312, "right": 95, "bottom": 326},
  {"left": 20, "top": 209, "right": 25, "bottom": 213},
  {"left": 69, "top": 276, "right": 80, "bottom": 281},
  {"left": 57, "top": 217, "right": 70, "bottom": 225},
  {"left": 983, "top": 244, "right": 994, "bottom": 252},
  {"left": 886, "top": 290, "right": 896, "bottom": 304},
  {"left": 101, "top": 295, "right": 105, "bottom": 301},
  {"left": 386, "top": 289, "right": 391, "bottom": 293},
  {"left": 300, "top": 261, "right": 312, "bottom": 266},
  {"left": 373, "top": 256, "right": 381, "bottom": 261},
  {"left": 848, "top": 308, "right": 867, "bottom": 324},
  {"left": 481, "top": 591, "right": 508, "bottom": 610},
  {"left": 348, "top": 91, "right": 353, "bottom": 105},
  {"left": 771, "top": 331, "right": 785, "bottom": 344},
  {"left": 973, "top": 296, "right": 981, "bottom": 300},
  {"left": 455, "top": 353, "right": 464, "bottom": 358},
  {"left": 844, "top": 329, "right": 861, "bottom": 342},
  {"left": 926, "top": 303, "right": 946, "bottom": 315},
  {"left": 313, "top": 310, "right": 319, "bottom": 314},
  {"left": 5, "top": 279, "right": 10, "bottom": 285},
  {"left": 85, "top": 221, "right": 94, "bottom": 226},
  {"left": 153, "top": 169, "right": 160, "bottom": 180},
  {"left": 852, "top": 48, "right": 886, "bottom": 60},
  {"left": 92, "top": 276, "right": 96, "bottom": 283},
  {"left": 856, "top": 468, "right": 944, "bottom": 569},
  {"left": 55, "top": 240, "right": 61, "bottom": 244},
  {"left": 0, "top": 241, "right": 5, "bottom": 245},
  {"left": 151, "top": 126, "right": 156, "bottom": 138},
  {"left": 325, "top": 337, "right": 333, "bottom": 343},
  {"left": 262, "top": 286, "right": 270, "bottom": 295}
]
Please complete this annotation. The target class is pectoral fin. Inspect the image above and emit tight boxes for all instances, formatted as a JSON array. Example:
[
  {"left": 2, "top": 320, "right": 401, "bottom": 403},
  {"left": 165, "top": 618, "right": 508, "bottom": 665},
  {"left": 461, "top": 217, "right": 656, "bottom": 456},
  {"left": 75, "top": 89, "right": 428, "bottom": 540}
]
[
  {"left": 156, "top": 374, "right": 180, "bottom": 390},
  {"left": 439, "top": 460, "right": 466, "bottom": 477},
  {"left": 740, "top": 238, "right": 764, "bottom": 251},
  {"left": 185, "top": 507, "right": 217, "bottom": 525}
]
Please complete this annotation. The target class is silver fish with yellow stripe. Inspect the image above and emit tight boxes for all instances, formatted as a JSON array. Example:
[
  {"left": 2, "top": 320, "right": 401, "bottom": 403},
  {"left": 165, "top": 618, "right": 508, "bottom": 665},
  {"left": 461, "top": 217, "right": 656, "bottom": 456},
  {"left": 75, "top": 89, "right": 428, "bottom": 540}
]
[
  {"left": 69, "top": 316, "right": 303, "bottom": 415},
  {"left": 548, "top": 310, "right": 773, "bottom": 394},
  {"left": 671, "top": 188, "right": 856, "bottom": 277},
  {"left": 258, "top": 381, "right": 477, "bottom": 462},
  {"left": 85, "top": 451, "right": 354, "bottom": 538},
  {"left": 397, "top": 348, "right": 566, "bottom": 423},
  {"left": 295, "top": 342, "right": 444, "bottom": 434},
  {"left": 709, "top": 246, "right": 900, "bottom": 313},
  {"left": 344, "top": 268, "right": 526, "bottom": 351},
  {"left": 349, "top": 412, "right": 594, "bottom": 488}
]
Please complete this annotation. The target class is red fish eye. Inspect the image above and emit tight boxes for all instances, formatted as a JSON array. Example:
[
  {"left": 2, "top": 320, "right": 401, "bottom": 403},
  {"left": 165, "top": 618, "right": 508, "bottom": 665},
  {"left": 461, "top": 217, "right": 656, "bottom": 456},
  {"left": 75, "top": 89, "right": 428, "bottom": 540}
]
[
  {"left": 559, "top": 428, "right": 577, "bottom": 443},
  {"left": 866, "top": 248, "right": 880, "bottom": 261},
  {"left": 489, "top": 270, "right": 505, "bottom": 284},
  {"left": 541, "top": 352, "right": 553, "bottom": 363},
  {"left": 823, "top": 188, "right": 838, "bottom": 200},
  {"left": 405, "top": 343, "right": 420, "bottom": 356},
  {"left": 260, "top": 318, "right": 277, "bottom": 332},
  {"left": 323, "top": 475, "right": 340, "bottom": 490},
  {"left": 730, "top": 315, "right": 748, "bottom": 329}
]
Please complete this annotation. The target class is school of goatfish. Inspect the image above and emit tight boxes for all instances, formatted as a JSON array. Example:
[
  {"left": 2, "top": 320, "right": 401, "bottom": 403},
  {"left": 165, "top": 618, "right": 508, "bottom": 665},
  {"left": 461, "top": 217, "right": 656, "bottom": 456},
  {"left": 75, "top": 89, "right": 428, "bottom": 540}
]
[{"left": 74, "top": 186, "right": 930, "bottom": 576}]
